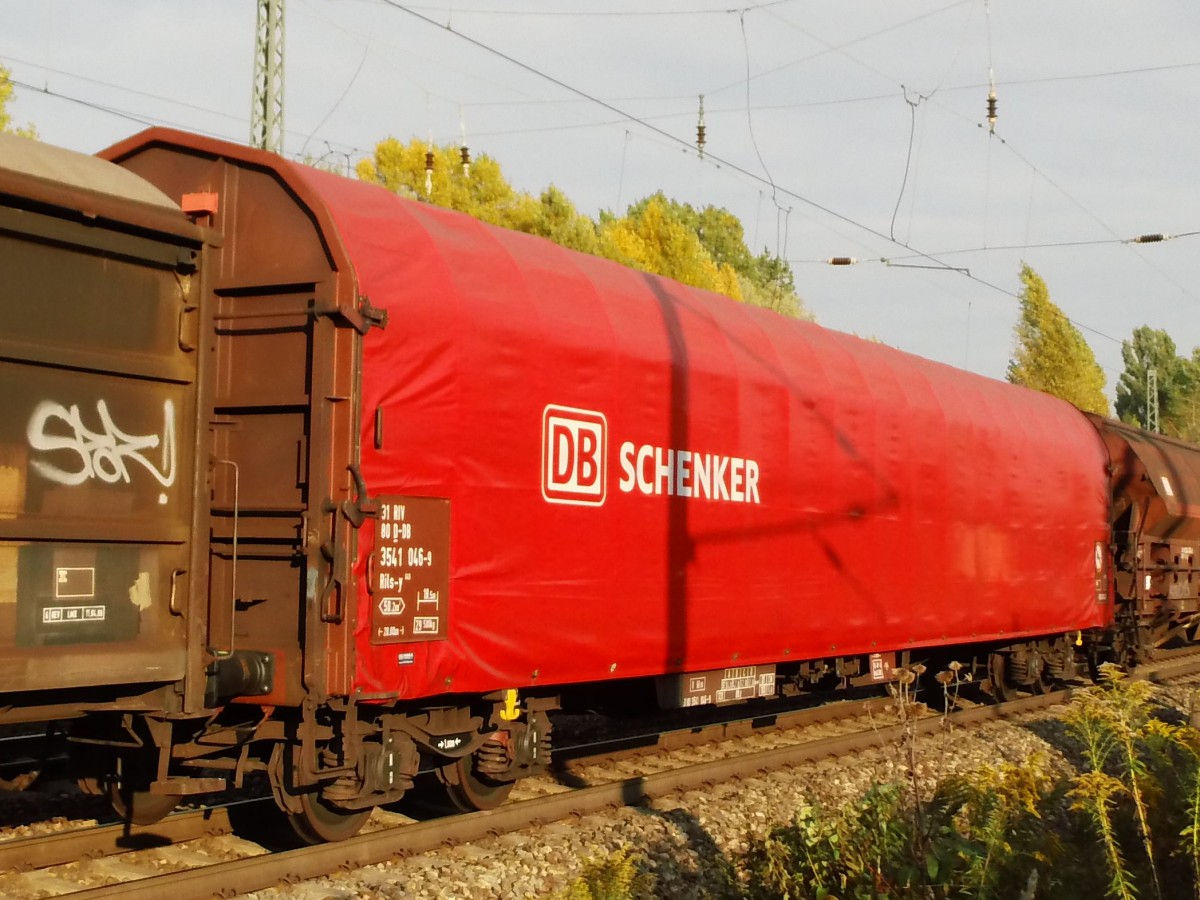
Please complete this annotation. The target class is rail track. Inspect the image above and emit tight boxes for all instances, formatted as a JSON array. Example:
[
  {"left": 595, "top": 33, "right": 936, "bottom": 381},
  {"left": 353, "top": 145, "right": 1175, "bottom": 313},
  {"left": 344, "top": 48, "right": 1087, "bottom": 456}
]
[{"left": 1, "top": 654, "right": 1198, "bottom": 899}]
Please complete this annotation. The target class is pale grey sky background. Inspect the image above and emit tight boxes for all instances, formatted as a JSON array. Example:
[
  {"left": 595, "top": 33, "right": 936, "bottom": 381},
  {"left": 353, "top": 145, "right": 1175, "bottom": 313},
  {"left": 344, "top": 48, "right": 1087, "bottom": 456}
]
[{"left": 4, "top": 1, "right": 1198, "bottom": 398}]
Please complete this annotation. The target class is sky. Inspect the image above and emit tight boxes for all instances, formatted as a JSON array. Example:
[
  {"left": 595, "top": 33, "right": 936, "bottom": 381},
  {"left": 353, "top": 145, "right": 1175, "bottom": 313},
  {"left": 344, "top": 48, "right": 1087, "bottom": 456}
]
[{"left": 3, "top": 0, "right": 1198, "bottom": 400}]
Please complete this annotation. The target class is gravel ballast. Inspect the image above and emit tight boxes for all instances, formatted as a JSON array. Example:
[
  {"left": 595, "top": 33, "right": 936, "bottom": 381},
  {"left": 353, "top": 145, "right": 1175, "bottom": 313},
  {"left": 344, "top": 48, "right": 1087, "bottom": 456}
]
[{"left": 243, "top": 692, "right": 1129, "bottom": 900}]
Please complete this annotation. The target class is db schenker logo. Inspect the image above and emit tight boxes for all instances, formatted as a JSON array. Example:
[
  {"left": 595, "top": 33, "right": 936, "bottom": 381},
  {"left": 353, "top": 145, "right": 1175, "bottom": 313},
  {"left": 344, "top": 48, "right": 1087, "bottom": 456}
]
[{"left": 542, "top": 405, "right": 607, "bottom": 505}]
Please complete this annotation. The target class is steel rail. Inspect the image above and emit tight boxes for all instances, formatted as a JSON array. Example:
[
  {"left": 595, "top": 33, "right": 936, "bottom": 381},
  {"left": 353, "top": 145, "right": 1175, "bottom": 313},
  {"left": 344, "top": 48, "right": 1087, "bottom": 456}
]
[
  {"left": 63, "top": 691, "right": 1070, "bottom": 900},
  {"left": 16, "top": 655, "right": 1200, "bottom": 897},
  {"left": 0, "top": 805, "right": 237, "bottom": 874},
  {"left": 0, "top": 693, "right": 896, "bottom": 875}
]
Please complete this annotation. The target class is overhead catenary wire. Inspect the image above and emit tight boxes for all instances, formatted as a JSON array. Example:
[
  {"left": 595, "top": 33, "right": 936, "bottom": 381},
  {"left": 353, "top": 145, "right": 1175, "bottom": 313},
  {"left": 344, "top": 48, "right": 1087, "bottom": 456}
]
[
  {"left": 9, "top": 76, "right": 193, "bottom": 132},
  {"left": 11, "top": 50, "right": 1198, "bottom": 142},
  {"left": 796, "top": 228, "right": 1200, "bottom": 351},
  {"left": 726, "top": 6, "right": 1200, "bottom": 311},
  {"left": 382, "top": 12, "right": 1132, "bottom": 387},
  {"left": 615, "top": 129, "right": 631, "bottom": 210},
  {"left": 300, "top": 25, "right": 373, "bottom": 159},
  {"left": 10, "top": 24, "right": 1199, "bottom": 150},
  {"left": 459, "top": 59, "right": 1200, "bottom": 110},
  {"left": 802, "top": 33, "right": 1200, "bottom": 312},
  {"left": 6, "top": 72, "right": 376, "bottom": 161},
  {"left": 375, "top": 0, "right": 1065, "bottom": 308},
  {"left": 2, "top": 50, "right": 1171, "bottom": 303},
  {"left": 372, "top": 2, "right": 1017, "bottom": 320},
  {"left": 703, "top": 0, "right": 977, "bottom": 99},
  {"left": 402, "top": 0, "right": 797, "bottom": 17},
  {"left": 738, "top": 8, "right": 786, "bottom": 258},
  {"left": 7, "top": 9, "right": 1192, "bottom": 365},
  {"left": 989, "top": 133, "right": 1200, "bottom": 304},
  {"left": 795, "top": 229, "right": 1200, "bottom": 264},
  {"left": 890, "top": 86, "right": 926, "bottom": 243}
]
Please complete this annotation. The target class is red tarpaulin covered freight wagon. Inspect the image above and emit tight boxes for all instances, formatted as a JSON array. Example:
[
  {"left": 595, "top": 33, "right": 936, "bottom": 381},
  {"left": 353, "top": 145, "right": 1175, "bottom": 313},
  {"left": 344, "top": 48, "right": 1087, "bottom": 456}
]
[{"left": 103, "top": 129, "right": 1114, "bottom": 708}]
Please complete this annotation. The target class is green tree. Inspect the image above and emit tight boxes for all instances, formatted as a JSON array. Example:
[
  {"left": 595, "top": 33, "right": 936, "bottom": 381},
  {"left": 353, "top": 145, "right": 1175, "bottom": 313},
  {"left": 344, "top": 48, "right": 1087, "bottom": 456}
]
[
  {"left": 1114, "top": 326, "right": 1200, "bottom": 439},
  {"left": 1182, "top": 348, "right": 1200, "bottom": 440},
  {"left": 738, "top": 273, "right": 813, "bottom": 320},
  {"left": 741, "top": 248, "right": 814, "bottom": 320},
  {"left": 527, "top": 185, "right": 599, "bottom": 255},
  {"left": 356, "top": 138, "right": 538, "bottom": 232},
  {"left": 1007, "top": 263, "right": 1109, "bottom": 415},
  {"left": 0, "top": 66, "right": 37, "bottom": 138}
]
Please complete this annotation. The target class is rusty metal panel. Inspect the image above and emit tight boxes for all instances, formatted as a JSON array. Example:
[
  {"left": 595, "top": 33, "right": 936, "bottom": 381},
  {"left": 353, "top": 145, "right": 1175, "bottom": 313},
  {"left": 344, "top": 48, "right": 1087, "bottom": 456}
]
[
  {"left": 0, "top": 210, "right": 195, "bottom": 381},
  {"left": 0, "top": 139, "right": 204, "bottom": 703},
  {"left": 205, "top": 288, "right": 325, "bottom": 705},
  {"left": 1089, "top": 415, "right": 1200, "bottom": 631},
  {"left": 1093, "top": 416, "right": 1200, "bottom": 539},
  {"left": 101, "top": 130, "right": 364, "bottom": 705}
]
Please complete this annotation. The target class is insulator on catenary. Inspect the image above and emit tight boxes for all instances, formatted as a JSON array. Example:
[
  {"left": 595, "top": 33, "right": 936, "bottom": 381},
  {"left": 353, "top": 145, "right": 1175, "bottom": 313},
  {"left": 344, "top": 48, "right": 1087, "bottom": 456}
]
[
  {"left": 1132, "top": 233, "right": 1171, "bottom": 243},
  {"left": 459, "top": 107, "right": 470, "bottom": 177},
  {"left": 828, "top": 257, "right": 858, "bottom": 266},
  {"left": 986, "top": 88, "right": 998, "bottom": 134},
  {"left": 696, "top": 94, "right": 707, "bottom": 159}
]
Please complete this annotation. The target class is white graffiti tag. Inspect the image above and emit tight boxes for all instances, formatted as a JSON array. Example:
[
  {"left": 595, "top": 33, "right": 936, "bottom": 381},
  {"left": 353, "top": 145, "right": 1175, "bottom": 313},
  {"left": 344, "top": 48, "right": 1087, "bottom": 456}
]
[{"left": 27, "top": 399, "right": 177, "bottom": 488}]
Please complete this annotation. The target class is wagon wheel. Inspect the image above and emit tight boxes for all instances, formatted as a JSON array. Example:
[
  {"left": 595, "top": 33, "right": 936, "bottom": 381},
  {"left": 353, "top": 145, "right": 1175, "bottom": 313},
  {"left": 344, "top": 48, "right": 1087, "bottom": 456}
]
[
  {"left": 287, "top": 790, "right": 371, "bottom": 844},
  {"left": 987, "top": 652, "right": 1015, "bottom": 703},
  {"left": 1028, "top": 663, "right": 1052, "bottom": 695},
  {"left": 439, "top": 752, "right": 514, "bottom": 813},
  {"left": 272, "top": 743, "right": 371, "bottom": 844}
]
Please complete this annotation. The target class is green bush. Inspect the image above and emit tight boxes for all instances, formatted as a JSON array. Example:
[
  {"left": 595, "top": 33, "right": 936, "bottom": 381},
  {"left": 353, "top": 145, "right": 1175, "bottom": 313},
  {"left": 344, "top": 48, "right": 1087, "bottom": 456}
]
[
  {"left": 558, "top": 846, "right": 655, "bottom": 900},
  {"left": 550, "top": 673, "right": 1200, "bottom": 900},
  {"left": 737, "top": 668, "right": 1200, "bottom": 900}
]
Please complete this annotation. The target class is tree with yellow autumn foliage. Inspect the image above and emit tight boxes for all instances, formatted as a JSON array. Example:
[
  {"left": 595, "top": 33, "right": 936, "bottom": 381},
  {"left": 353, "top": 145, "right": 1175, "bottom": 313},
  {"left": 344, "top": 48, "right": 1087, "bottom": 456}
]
[
  {"left": 355, "top": 137, "right": 810, "bottom": 317},
  {"left": 0, "top": 66, "right": 37, "bottom": 138},
  {"left": 1007, "top": 263, "right": 1108, "bottom": 415},
  {"left": 598, "top": 195, "right": 742, "bottom": 299}
]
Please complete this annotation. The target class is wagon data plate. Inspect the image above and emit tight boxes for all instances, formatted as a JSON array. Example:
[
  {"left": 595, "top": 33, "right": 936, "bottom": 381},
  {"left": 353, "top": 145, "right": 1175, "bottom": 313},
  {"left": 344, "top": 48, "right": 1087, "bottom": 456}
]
[
  {"left": 370, "top": 496, "right": 450, "bottom": 644},
  {"left": 657, "top": 664, "right": 777, "bottom": 710}
]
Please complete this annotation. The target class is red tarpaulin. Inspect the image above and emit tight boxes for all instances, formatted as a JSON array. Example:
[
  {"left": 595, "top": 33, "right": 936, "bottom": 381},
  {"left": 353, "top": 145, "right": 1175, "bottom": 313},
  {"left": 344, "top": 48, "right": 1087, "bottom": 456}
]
[{"left": 292, "top": 165, "right": 1114, "bottom": 699}]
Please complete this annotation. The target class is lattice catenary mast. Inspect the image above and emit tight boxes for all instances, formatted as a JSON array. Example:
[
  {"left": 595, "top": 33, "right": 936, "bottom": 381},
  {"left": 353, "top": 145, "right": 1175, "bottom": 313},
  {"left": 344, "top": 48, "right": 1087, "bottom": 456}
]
[
  {"left": 251, "top": 0, "right": 285, "bottom": 153},
  {"left": 1147, "top": 367, "right": 1160, "bottom": 433}
]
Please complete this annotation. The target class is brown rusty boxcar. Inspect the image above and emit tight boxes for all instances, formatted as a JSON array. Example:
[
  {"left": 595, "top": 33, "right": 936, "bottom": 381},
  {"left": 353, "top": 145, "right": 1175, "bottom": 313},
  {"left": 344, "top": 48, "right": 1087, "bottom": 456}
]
[{"left": 0, "top": 133, "right": 206, "bottom": 720}]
